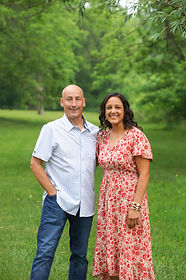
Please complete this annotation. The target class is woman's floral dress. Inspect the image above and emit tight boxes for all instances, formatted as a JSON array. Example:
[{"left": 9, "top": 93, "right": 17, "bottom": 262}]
[{"left": 93, "top": 127, "right": 155, "bottom": 280}]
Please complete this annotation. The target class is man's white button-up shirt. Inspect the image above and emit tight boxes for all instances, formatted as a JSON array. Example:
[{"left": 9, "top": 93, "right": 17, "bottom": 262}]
[{"left": 32, "top": 114, "right": 99, "bottom": 217}]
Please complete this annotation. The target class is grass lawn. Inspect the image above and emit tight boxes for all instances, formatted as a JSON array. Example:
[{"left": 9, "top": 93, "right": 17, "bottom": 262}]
[{"left": 0, "top": 109, "right": 185, "bottom": 280}]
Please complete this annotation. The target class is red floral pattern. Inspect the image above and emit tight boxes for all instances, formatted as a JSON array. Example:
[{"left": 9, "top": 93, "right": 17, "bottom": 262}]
[{"left": 93, "top": 127, "right": 155, "bottom": 280}]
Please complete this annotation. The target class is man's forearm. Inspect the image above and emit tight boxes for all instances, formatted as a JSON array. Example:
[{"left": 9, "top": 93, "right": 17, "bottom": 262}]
[{"left": 30, "top": 156, "right": 57, "bottom": 196}]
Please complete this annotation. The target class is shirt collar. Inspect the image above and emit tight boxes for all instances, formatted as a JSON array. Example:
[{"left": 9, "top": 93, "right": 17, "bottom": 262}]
[
  {"left": 62, "top": 114, "right": 91, "bottom": 132},
  {"left": 82, "top": 115, "right": 91, "bottom": 131}
]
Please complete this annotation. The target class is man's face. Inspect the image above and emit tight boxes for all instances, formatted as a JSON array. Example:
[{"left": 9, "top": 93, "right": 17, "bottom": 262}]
[{"left": 61, "top": 86, "right": 85, "bottom": 121}]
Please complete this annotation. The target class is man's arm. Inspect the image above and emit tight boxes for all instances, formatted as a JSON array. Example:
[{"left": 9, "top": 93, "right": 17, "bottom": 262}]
[{"left": 30, "top": 156, "right": 57, "bottom": 196}]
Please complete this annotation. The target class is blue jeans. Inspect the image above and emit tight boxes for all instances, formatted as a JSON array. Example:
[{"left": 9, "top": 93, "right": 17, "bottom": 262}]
[{"left": 30, "top": 195, "right": 93, "bottom": 280}]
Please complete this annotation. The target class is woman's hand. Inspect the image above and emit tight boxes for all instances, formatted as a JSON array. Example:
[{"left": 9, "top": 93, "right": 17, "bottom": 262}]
[{"left": 126, "top": 209, "right": 140, "bottom": 229}]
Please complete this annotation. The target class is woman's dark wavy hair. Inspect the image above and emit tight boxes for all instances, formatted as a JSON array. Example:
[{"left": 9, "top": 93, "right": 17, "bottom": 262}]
[{"left": 99, "top": 92, "right": 143, "bottom": 131}]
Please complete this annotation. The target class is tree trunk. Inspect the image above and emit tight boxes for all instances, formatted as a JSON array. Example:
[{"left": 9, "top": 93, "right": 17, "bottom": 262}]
[{"left": 37, "top": 85, "right": 44, "bottom": 115}]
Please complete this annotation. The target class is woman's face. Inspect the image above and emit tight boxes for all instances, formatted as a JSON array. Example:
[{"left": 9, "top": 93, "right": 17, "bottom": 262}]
[{"left": 105, "top": 96, "right": 124, "bottom": 127}]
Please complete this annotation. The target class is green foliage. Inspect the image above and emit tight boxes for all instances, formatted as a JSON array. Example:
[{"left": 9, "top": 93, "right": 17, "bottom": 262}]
[
  {"left": 121, "top": 0, "right": 186, "bottom": 123},
  {"left": 133, "top": 0, "right": 186, "bottom": 39},
  {"left": 0, "top": 0, "right": 185, "bottom": 123},
  {"left": 0, "top": 1, "right": 81, "bottom": 111}
]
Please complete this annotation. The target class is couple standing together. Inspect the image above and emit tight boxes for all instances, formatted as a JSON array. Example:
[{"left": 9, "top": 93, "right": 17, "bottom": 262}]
[{"left": 30, "top": 84, "right": 155, "bottom": 280}]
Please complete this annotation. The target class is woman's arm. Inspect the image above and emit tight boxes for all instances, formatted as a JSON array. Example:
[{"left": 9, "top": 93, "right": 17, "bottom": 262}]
[
  {"left": 126, "top": 156, "right": 150, "bottom": 228},
  {"left": 133, "top": 156, "right": 150, "bottom": 204}
]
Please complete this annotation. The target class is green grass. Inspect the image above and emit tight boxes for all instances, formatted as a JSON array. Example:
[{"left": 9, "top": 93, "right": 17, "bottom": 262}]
[{"left": 0, "top": 109, "right": 185, "bottom": 280}]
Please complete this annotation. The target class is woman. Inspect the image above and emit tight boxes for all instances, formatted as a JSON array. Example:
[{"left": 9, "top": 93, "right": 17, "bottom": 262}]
[{"left": 93, "top": 93, "right": 155, "bottom": 280}]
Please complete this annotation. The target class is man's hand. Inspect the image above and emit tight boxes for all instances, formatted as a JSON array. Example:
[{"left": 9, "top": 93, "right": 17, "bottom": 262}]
[
  {"left": 48, "top": 189, "right": 57, "bottom": 196},
  {"left": 30, "top": 156, "right": 57, "bottom": 195}
]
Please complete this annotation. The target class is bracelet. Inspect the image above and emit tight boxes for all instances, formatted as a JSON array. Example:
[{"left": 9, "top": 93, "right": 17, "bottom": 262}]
[{"left": 131, "top": 202, "right": 141, "bottom": 212}]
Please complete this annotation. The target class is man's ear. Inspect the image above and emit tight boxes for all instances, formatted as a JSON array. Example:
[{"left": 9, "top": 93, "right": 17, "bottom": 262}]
[
  {"left": 83, "top": 98, "right": 85, "bottom": 107},
  {"left": 60, "top": 98, "right": 64, "bottom": 107}
]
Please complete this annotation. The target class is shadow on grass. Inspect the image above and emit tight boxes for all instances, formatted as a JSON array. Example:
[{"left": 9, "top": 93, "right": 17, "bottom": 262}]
[{"left": 0, "top": 117, "right": 46, "bottom": 128}]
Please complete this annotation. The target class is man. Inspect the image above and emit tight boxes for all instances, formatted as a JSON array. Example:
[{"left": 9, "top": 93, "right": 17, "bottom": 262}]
[{"left": 30, "top": 85, "right": 99, "bottom": 280}]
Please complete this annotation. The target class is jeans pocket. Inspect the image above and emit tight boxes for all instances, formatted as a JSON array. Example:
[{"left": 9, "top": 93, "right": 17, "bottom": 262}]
[
  {"left": 44, "top": 194, "right": 60, "bottom": 215},
  {"left": 48, "top": 194, "right": 57, "bottom": 199}
]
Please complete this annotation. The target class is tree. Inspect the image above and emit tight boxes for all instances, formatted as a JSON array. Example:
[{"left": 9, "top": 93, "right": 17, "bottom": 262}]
[
  {"left": 130, "top": 0, "right": 186, "bottom": 123},
  {"left": 0, "top": 1, "right": 81, "bottom": 112},
  {"left": 0, "top": 0, "right": 185, "bottom": 124},
  {"left": 138, "top": 0, "right": 186, "bottom": 40}
]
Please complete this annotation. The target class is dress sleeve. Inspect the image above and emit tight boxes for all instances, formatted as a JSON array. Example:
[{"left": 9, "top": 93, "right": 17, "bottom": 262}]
[{"left": 132, "top": 128, "right": 153, "bottom": 161}]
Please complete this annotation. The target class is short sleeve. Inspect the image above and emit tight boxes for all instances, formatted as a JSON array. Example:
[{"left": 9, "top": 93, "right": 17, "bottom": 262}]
[
  {"left": 132, "top": 128, "right": 153, "bottom": 161},
  {"left": 32, "top": 124, "right": 55, "bottom": 162},
  {"left": 96, "top": 131, "right": 102, "bottom": 158}
]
